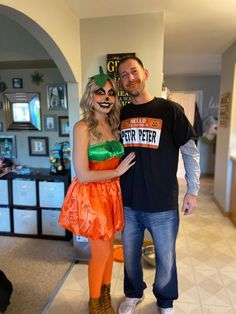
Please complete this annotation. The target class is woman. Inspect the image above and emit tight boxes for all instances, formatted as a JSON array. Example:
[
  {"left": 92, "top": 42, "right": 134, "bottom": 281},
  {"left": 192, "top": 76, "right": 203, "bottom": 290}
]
[{"left": 59, "top": 66, "right": 135, "bottom": 314}]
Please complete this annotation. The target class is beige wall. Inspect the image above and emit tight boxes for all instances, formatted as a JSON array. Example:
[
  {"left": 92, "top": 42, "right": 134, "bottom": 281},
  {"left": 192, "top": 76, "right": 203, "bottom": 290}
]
[
  {"left": 231, "top": 65, "right": 236, "bottom": 149},
  {"left": 214, "top": 41, "right": 236, "bottom": 211},
  {"left": 80, "top": 13, "right": 164, "bottom": 96},
  {"left": 0, "top": 0, "right": 81, "bottom": 83}
]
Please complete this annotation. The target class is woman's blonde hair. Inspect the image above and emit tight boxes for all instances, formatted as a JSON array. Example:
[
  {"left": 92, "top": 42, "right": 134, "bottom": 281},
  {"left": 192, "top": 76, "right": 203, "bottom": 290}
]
[{"left": 80, "top": 77, "right": 121, "bottom": 140}]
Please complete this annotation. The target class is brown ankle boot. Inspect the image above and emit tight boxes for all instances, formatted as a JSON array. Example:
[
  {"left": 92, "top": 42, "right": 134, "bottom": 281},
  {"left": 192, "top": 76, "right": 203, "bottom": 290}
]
[
  {"left": 101, "top": 284, "right": 115, "bottom": 314},
  {"left": 88, "top": 297, "right": 105, "bottom": 314}
]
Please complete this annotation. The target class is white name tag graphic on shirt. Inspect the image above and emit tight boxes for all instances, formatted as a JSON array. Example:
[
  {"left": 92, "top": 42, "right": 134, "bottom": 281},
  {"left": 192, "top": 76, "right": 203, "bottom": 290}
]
[{"left": 121, "top": 118, "right": 162, "bottom": 149}]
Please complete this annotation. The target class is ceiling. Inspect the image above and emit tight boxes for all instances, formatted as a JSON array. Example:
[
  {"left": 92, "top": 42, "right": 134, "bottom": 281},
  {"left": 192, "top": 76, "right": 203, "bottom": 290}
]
[{"left": 66, "top": 0, "right": 236, "bottom": 75}]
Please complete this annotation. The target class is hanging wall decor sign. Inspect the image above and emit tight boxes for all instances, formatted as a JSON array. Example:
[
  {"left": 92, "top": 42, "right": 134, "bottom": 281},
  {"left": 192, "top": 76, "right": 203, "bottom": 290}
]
[
  {"left": 219, "top": 92, "right": 230, "bottom": 128},
  {"left": 28, "top": 136, "right": 49, "bottom": 156}
]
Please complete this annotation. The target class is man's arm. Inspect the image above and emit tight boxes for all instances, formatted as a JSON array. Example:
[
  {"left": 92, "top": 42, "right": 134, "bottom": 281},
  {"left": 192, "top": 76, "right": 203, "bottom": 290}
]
[{"left": 180, "top": 139, "right": 200, "bottom": 215}]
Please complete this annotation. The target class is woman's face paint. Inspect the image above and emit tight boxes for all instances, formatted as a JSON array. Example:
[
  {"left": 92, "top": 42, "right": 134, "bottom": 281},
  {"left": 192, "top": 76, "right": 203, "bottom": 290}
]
[{"left": 93, "top": 81, "right": 116, "bottom": 112}]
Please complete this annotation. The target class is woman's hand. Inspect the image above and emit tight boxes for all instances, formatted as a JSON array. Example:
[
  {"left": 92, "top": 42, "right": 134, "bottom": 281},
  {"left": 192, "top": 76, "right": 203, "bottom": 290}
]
[{"left": 116, "top": 152, "right": 136, "bottom": 176}]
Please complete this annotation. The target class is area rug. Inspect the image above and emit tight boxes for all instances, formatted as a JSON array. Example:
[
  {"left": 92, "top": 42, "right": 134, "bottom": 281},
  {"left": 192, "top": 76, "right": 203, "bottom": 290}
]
[{"left": 0, "top": 236, "right": 75, "bottom": 314}]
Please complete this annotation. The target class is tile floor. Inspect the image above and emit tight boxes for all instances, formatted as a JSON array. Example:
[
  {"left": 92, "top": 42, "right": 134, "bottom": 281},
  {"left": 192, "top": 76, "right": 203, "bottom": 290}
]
[{"left": 44, "top": 177, "right": 236, "bottom": 314}]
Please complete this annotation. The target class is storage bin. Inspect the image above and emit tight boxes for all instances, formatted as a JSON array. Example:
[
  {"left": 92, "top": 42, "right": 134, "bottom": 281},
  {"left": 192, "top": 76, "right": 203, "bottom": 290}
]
[
  {"left": 0, "top": 180, "right": 9, "bottom": 205},
  {"left": 41, "top": 209, "right": 65, "bottom": 236},
  {"left": 13, "top": 179, "right": 36, "bottom": 206},
  {"left": 0, "top": 207, "right": 11, "bottom": 232},
  {"left": 39, "top": 181, "right": 65, "bottom": 208},
  {"left": 13, "top": 208, "right": 37, "bottom": 234}
]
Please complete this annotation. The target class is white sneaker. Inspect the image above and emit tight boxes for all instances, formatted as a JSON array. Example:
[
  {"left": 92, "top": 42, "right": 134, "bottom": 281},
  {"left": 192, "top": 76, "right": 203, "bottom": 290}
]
[
  {"left": 158, "top": 307, "right": 175, "bottom": 314},
  {"left": 118, "top": 297, "right": 143, "bottom": 314}
]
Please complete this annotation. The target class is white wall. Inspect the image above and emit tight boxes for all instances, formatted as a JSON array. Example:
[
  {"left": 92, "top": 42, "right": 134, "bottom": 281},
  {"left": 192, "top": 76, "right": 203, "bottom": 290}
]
[
  {"left": 214, "top": 41, "right": 236, "bottom": 212},
  {"left": 80, "top": 13, "right": 164, "bottom": 96}
]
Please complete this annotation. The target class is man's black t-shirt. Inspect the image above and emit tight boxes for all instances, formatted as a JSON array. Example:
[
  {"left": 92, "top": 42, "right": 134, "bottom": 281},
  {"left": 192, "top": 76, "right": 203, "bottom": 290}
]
[{"left": 120, "top": 97, "right": 196, "bottom": 212}]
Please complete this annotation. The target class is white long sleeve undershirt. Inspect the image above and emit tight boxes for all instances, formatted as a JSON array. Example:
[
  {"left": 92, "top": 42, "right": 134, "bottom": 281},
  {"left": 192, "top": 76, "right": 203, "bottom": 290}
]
[{"left": 180, "top": 139, "right": 200, "bottom": 196}]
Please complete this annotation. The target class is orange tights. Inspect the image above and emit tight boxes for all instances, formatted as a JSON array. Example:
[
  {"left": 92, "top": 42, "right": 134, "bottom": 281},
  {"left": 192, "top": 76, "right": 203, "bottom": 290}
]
[{"left": 88, "top": 237, "right": 114, "bottom": 298}]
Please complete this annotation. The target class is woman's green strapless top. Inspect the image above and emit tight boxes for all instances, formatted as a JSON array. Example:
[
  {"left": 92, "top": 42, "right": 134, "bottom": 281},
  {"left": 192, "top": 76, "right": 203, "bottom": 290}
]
[{"left": 88, "top": 140, "right": 124, "bottom": 162}]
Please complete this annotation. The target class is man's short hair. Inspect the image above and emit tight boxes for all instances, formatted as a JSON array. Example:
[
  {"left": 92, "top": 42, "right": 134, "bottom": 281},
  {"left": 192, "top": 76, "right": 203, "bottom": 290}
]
[{"left": 118, "top": 56, "right": 144, "bottom": 72}]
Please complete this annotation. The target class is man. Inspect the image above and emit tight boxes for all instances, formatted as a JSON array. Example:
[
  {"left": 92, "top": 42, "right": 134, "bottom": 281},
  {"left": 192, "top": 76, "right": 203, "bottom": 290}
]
[{"left": 118, "top": 56, "right": 200, "bottom": 314}]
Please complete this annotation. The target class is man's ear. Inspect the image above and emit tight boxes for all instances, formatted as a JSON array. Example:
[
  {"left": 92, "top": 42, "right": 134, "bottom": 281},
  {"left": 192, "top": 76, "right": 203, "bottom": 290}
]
[{"left": 144, "top": 68, "right": 149, "bottom": 80}]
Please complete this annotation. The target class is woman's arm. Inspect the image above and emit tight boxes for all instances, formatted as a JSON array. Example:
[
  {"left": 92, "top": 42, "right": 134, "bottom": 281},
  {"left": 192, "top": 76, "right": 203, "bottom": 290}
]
[{"left": 73, "top": 121, "right": 135, "bottom": 183}]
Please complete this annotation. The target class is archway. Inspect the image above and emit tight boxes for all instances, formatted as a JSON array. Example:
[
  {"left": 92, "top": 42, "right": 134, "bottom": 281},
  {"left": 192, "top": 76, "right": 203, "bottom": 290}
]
[
  {"left": 0, "top": 4, "right": 76, "bottom": 82},
  {"left": 0, "top": 4, "right": 80, "bottom": 174}
]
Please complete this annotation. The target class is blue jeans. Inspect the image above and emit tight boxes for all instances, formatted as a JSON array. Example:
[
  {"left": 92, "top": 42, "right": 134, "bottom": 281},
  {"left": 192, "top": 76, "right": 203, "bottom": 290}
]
[{"left": 122, "top": 207, "right": 179, "bottom": 308}]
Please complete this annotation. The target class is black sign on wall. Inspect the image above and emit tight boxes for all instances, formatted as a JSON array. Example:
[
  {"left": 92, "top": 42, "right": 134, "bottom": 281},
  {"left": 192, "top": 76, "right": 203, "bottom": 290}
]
[{"left": 107, "top": 53, "right": 135, "bottom": 106}]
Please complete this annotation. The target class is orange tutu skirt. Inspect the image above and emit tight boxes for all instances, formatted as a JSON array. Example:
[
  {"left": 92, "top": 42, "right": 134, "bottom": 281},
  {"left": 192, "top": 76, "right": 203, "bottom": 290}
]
[{"left": 59, "top": 158, "right": 124, "bottom": 240}]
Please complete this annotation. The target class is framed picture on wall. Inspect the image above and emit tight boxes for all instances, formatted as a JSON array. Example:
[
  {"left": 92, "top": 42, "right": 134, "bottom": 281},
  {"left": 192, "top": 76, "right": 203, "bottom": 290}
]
[
  {"left": 46, "top": 84, "right": 67, "bottom": 110},
  {"left": 58, "top": 116, "right": 69, "bottom": 137},
  {"left": 0, "top": 135, "right": 17, "bottom": 158},
  {"left": 12, "top": 78, "right": 23, "bottom": 89},
  {"left": 43, "top": 114, "right": 57, "bottom": 132},
  {"left": 28, "top": 136, "right": 49, "bottom": 156}
]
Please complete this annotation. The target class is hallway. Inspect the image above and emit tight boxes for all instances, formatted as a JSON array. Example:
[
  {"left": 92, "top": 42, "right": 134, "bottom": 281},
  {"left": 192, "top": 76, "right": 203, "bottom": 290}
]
[{"left": 44, "top": 177, "right": 236, "bottom": 314}]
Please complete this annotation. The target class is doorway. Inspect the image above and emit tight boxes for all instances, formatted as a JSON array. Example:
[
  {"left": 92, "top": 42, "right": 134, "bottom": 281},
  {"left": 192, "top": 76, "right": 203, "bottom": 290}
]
[{"left": 169, "top": 91, "right": 203, "bottom": 178}]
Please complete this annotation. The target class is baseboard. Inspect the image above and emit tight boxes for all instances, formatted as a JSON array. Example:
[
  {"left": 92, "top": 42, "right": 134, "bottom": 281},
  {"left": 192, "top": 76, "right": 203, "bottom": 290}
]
[
  {"left": 212, "top": 196, "right": 229, "bottom": 217},
  {"left": 229, "top": 211, "right": 236, "bottom": 228}
]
